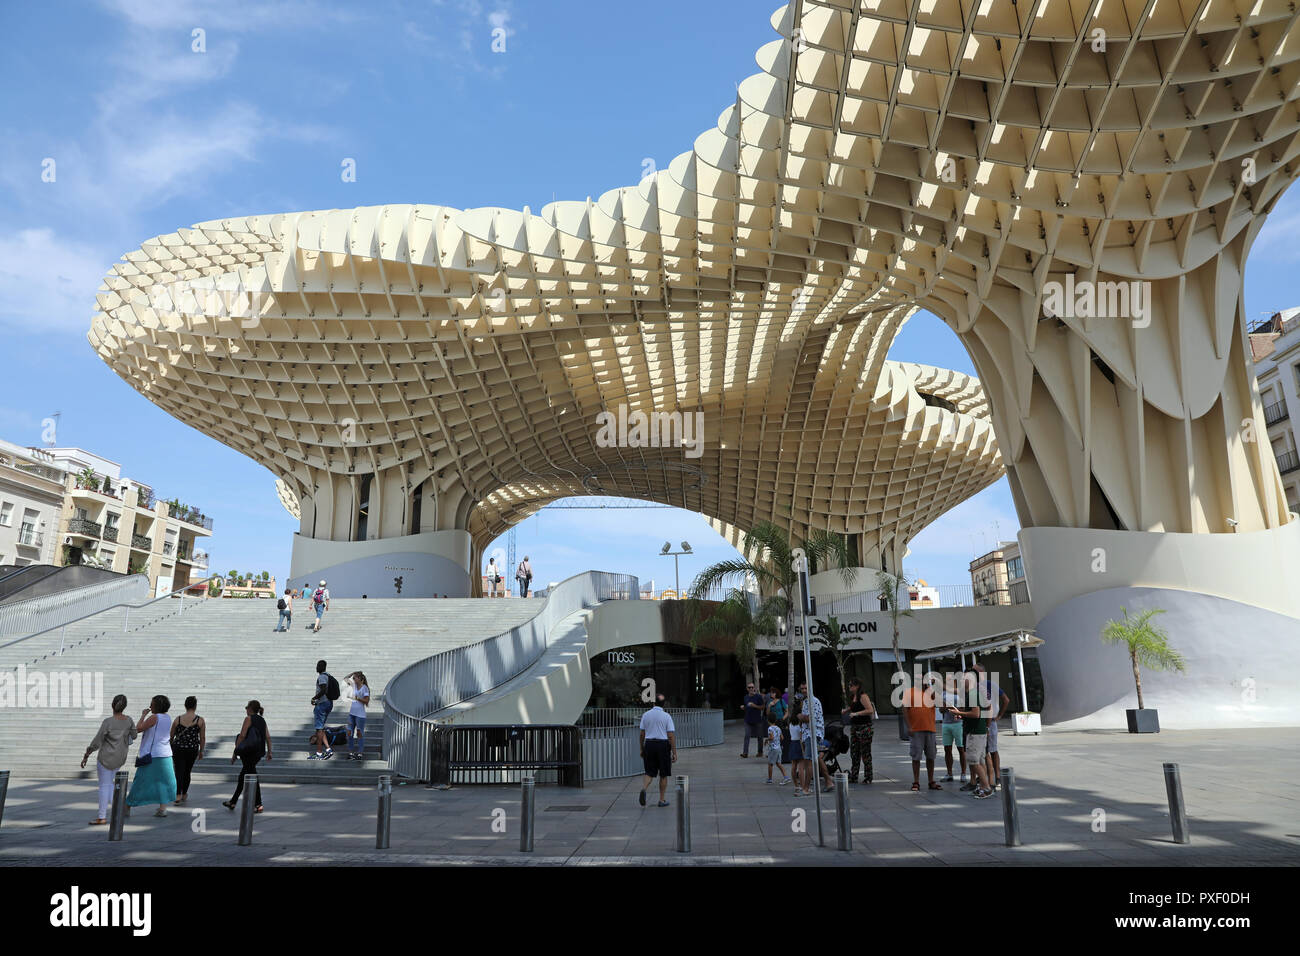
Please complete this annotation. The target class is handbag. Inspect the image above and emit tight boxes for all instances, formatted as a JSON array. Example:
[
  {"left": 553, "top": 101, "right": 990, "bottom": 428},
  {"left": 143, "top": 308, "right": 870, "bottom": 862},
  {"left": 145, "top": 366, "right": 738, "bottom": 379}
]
[{"left": 135, "top": 727, "right": 153, "bottom": 767}]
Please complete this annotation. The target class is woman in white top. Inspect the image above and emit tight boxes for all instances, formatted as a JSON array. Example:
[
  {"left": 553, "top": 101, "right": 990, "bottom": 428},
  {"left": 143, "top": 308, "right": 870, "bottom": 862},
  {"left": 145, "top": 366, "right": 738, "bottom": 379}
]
[
  {"left": 345, "top": 672, "right": 371, "bottom": 761},
  {"left": 125, "top": 694, "right": 178, "bottom": 816}
]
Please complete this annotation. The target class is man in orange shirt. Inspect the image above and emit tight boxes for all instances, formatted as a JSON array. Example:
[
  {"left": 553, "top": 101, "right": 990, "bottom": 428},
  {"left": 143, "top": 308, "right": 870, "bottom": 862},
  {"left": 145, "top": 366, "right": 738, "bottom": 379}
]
[{"left": 903, "top": 674, "right": 941, "bottom": 792}]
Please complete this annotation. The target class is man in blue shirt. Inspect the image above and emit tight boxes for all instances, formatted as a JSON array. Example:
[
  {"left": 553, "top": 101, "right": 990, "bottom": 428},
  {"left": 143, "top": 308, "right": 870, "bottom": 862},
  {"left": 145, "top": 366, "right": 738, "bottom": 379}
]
[{"left": 741, "top": 683, "right": 767, "bottom": 757}]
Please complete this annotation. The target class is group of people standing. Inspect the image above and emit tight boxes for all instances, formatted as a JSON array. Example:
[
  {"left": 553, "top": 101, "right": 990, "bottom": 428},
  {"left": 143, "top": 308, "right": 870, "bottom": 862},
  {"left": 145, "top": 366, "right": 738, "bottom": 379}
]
[
  {"left": 484, "top": 556, "right": 534, "bottom": 597},
  {"left": 742, "top": 680, "right": 876, "bottom": 796}
]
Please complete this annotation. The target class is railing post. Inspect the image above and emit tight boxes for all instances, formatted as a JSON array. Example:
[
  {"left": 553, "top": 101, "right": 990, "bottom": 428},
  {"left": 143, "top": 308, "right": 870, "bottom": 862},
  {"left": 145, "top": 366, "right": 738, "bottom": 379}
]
[
  {"left": 107, "top": 770, "right": 128, "bottom": 841},
  {"left": 58, "top": 624, "right": 67, "bottom": 657},
  {"left": 376, "top": 774, "right": 392, "bottom": 849},
  {"left": 519, "top": 774, "right": 536, "bottom": 852},
  {"left": 237, "top": 775, "right": 257, "bottom": 845},
  {"left": 675, "top": 775, "right": 691, "bottom": 853},
  {"left": 0, "top": 769, "right": 9, "bottom": 828},
  {"left": 1000, "top": 768, "right": 1021, "bottom": 847},
  {"left": 1163, "top": 762, "right": 1190, "bottom": 845},
  {"left": 123, "top": 607, "right": 130, "bottom": 632},
  {"left": 834, "top": 771, "right": 851, "bottom": 851}
]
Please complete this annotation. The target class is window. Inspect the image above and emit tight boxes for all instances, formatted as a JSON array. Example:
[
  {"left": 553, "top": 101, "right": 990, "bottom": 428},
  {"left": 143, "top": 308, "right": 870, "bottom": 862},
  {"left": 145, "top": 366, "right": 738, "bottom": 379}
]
[
  {"left": 1006, "top": 556, "right": 1024, "bottom": 580},
  {"left": 0, "top": 501, "right": 11, "bottom": 527},
  {"left": 105, "top": 512, "right": 119, "bottom": 530}
]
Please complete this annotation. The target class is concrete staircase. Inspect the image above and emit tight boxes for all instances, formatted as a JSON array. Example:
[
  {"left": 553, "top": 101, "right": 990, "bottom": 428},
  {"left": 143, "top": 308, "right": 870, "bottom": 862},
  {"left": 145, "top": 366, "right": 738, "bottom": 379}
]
[{"left": 0, "top": 597, "right": 542, "bottom": 783}]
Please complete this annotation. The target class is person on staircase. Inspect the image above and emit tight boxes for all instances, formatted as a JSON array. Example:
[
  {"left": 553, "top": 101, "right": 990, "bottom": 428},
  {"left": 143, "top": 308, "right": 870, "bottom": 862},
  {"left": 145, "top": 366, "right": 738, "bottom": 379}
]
[
  {"left": 309, "top": 660, "right": 340, "bottom": 760},
  {"left": 345, "top": 671, "right": 370, "bottom": 761},
  {"left": 516, "top": 557, "right": 533, "bottom": 598},
  {"left": 126, "top": 695, "right": 177, "bottom": 817},
  {"left": 169, "top": 696, "right": 205, "bottom": 804},
  {"left": 82, "top": 693, "right": 137, "bottom": 826},
  {"left": 311, "top": 580, "right": 330, "bottom": 632},
  {"left": 223, "top": 700, "right": 272, "bottom": 813}
]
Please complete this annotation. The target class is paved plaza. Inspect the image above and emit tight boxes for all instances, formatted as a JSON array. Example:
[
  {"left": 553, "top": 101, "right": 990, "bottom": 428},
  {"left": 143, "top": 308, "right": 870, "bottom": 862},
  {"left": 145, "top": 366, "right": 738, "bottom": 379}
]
[{"left": 1, "top": 724, "right": 1296, "bottom": 866}]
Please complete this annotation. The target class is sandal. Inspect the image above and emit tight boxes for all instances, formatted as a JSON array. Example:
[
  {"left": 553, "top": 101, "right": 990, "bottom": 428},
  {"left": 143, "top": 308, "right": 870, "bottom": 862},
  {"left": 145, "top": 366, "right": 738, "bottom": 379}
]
[
  {"left": 221, "top": 800, "right": 236, "bottom": 810},
  {"left": 929, "top": 782, "right": 943, "bottom": 790},
  {"left": 254, "top": 806, "right": 264, "bottom": 813},
  {"left": 910, "top": 782, "right": 920, "bottom": 791},
  {"left": 88, "top": 818, "right": 107, "bottom": 826}
]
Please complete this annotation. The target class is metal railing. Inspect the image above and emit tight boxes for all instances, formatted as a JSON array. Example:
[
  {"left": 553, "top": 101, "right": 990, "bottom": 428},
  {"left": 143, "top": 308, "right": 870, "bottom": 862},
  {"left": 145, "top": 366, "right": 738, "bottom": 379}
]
[
  {"left": 0, "top": 574, "right": 150, "bottom": 641},
  {"left": 1264, "top": 400, "right": 1289, "bottom": 426},
  {"left": 68, "top": 517, "right": 103, "bottom": 539},
  {"left": 579, "top": 708, "right": 724, "bottom": 780},
  {"left": 1278, "top": 449, "right": 1300, "bottom": 476},
  {"left": 15, "top": 529, "right": 42, "bottom": 549},
  {"left": 384, "top": 570, "right": 639, "bottom": 781},
  {"left": 819, "top": 583, "right": 980, "bottom": 614},
  {"left": 428, "top": 724, "right": 583, "bottom": 787},
  {"left": 102, "top": 526, "right": 119, "bottom": 543},
  {"left": 131, "top": 534, "right": 152, "bottom": 551},
  {"left": 0, "top": 575, "right": 216, "bottom": 665}
]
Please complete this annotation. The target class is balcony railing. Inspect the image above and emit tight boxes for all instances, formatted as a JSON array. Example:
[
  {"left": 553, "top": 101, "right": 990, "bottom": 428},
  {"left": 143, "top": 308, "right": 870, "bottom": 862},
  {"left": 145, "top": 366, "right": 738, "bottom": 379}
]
[
  {"left": 1278, "top": 449, "right": 1300, "bottom": 476},
  {"left": 131, "top": 534, "right": 153, "bottom": 551},
  {"left": 1264, "top": 400, "right": 1290, "bottom": 426},
  {"left": 68, "top": 517, "right": 103, "bottom": 539},
  {"left": 1009, "top": 579, "right": 1031, "bottom": 605},
  {"left": 16, "top": 529, "right": 42, "bottom": 549},
  {"left": 102, "top": 526, "right": 118, "bottom": 543}
]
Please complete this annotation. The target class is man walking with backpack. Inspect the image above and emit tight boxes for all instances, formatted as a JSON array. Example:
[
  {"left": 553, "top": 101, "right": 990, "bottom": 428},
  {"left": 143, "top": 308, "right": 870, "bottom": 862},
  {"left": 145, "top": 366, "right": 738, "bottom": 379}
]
[
  {"left": 516, "top": 557, "right": 533, "bottom": 598},
  {"left": 309, "top": 660, "right": 341, "bottom": 760},
  {"left": 275, "top": 587, "right": 293, "bottom": 632},
  {"left": 311, "top": 579, "right": 330, "bottom": 632}
]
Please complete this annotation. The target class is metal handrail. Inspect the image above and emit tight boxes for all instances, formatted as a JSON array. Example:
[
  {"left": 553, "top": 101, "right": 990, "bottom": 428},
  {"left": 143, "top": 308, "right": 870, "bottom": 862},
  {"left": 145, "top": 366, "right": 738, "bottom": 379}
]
[
  {"left": 384, "top": 569, "right": 639, "bottom": 780},
  {"left": 0, "top": 575, "right": 217, "bottom": 664},
  {"left": 0, "top": 574, "right": 150, "bottom": 640}
]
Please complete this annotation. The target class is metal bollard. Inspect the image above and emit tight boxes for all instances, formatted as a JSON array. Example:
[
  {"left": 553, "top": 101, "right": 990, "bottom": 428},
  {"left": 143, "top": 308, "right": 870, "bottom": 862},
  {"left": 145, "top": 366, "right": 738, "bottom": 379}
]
[
  {"left": 833, "top": 771, "right": 851, "bottom": 851},
  {"left": 675, "top": 775, "right": 691, "bottom": 853},
  {"left": 1000, "top": 768, "right": 1021, "bottom": 847},
  {"left": 107, "top": 770, "right": 128, "bottom": 841},
  {"left": 1163, "top": 762, "right": 1190, "bottom": 845},
  {"left": 376, "top": 774, "right": 392, "bottom": 850},
  {"left": 519, "top": 774, "right": 535, "bottom": 853},
  {"left": 237, "top": 775, "right": 257, "bottom": 846},
  {"left": 0, "top": 769, "right": 9, "bottom": 828}
]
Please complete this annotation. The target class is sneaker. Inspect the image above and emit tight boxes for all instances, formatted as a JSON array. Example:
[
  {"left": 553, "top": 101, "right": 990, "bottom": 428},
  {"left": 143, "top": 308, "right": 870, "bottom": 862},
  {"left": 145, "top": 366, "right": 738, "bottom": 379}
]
[
  {"left": 638, "top": 789, "right": 646, "bottom": 807},
  {"left": 322, "top": 750, "right": 334, "bottom": 760},
  {"left": 766, "top": 779, "right": 774, "bottom": 785},
  {"left": 942, "top": 774, "right": 954, "bottom": 782},
  {"left": 960, "top": 782, "right": 976, "bottom": 791},
  {"left": 974, "top": 788, "right": 993, "bottom": 799},
  {"left": 960, "top": 773, "right": 968, "bottom": 783},
  {"left": 657, "top": 800, "right": 670, "bottom": 807},
  {"left": 778, "top": 778, "right": 791, "bottom": 786},
  {"left": 309, "top": 752, "right": 323, "bottom": 760}
]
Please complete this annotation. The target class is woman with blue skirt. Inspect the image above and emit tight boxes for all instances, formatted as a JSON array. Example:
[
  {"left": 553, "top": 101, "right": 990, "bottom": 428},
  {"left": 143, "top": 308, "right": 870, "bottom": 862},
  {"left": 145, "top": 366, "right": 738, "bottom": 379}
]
[{"left": 127, "top": 694, "right": 177, "bottom": 817}]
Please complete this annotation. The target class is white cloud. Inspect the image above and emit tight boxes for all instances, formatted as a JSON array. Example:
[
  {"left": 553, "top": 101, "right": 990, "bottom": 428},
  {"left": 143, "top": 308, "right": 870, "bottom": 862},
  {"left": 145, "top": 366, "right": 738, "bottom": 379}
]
[{"left": 0, "top": 229, "right": 113, "bottom": 334}]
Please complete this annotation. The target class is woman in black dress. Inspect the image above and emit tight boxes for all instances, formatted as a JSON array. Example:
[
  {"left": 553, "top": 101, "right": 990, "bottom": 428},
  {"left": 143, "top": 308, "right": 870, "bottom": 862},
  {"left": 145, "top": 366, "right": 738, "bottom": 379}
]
[{"left": 223, "top": 700, "right": 272, "bottom": 813}]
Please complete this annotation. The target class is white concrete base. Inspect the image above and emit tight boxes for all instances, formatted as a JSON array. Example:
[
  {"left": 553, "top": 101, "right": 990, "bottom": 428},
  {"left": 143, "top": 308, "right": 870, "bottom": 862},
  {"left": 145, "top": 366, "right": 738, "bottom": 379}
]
[
  {"left": 288, "top": 530, "right": 471, "bottom": 598},
  {"left": 1024, "top": 523, "right": 1300, "bottom": 729}
]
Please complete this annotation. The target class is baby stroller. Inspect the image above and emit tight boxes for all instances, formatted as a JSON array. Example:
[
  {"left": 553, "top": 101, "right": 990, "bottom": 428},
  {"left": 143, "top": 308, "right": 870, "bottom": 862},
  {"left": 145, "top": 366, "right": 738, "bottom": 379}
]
[{"left": 820, "top": 718, "right": 850, "bottom": 774}]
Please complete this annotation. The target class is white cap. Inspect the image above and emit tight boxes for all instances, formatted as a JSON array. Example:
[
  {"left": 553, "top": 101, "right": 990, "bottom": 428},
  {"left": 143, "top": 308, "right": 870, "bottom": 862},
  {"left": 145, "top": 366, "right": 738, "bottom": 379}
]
[{"left": 320, "top": 580, "right": 326, "bottom": 586}]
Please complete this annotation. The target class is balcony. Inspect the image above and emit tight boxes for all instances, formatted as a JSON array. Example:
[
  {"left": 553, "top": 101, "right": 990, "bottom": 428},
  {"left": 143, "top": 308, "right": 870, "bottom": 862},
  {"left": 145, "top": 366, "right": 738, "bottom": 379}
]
[
  {"left": 102, "top": 525, "right": 118, "bottom": 543},
  {"left": 131, "top": 533, "right": 153, "bottom": 551},
  {"left": 1278, "top": 449, "right": 1300, "bottom": 476},
  {"left": 160, "top": 496, "right": 215, "bottom": 532},
  {"left": 1009, "top": 579, "right": 1031, "bottom": 605},
  {"left": 68, "top": 517, "right": 103, "bottom": 539},
  {"left": 1264, "top": 400, "right": 1290, "bottom": 427},
  {"left": 16, "top": 528, "right": 43, "bottom": 550}
]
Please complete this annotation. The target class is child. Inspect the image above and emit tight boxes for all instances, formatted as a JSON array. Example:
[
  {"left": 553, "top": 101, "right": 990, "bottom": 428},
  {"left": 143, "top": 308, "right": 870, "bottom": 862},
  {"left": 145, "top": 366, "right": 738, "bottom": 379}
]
[{"left": 765, "top": 714, "right": 790, "bottom": 785}]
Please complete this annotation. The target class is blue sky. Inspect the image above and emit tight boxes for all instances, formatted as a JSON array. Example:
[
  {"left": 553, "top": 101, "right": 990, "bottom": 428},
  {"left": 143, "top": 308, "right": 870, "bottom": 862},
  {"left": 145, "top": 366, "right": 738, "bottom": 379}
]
[{"left": 2, "top": 0, "right": 1298, "bottom": 591}]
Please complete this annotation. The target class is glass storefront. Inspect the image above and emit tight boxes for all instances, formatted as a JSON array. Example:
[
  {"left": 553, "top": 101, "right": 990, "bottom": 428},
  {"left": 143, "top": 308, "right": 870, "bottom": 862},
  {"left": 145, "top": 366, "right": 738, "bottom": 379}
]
[{"left": 588, "top": 643, "right": 738, "bottom": 714}]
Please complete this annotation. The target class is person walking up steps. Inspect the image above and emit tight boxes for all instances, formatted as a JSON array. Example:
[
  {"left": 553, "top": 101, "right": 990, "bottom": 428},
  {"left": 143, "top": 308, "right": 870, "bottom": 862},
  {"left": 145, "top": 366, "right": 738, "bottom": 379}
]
[
  {"left": 81, "top": 694, "right": 137, "bottom": 826},
  {"left": 345, "top": 671, "right": 370, "bottom": 760},
  {"left": 311, "top": 580, "right": 330, "bottom": 631},
  {"left": 486, "top": 557, "right": 501, "bottom": 597},
  {"left": 169, "top": 696, "right": 205, "bottom": 804},
  {"left": 516, "top": 556, "right": 533, "bottom": 598},
  {"left": 126, "top": 695, "right": 177, "bottom": 817},
  {"left": 308, "top": 660, "right": 340, "bottom": 759},
  {"left": 223, "top": 700, "right": 272, "bottom": 812},
  {"left": 276, "top": 587, "right": 293, "bottom": 631}
]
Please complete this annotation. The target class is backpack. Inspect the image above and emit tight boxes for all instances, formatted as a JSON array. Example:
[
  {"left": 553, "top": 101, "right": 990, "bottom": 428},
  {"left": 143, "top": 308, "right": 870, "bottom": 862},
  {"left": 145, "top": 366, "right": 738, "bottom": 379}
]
[
  {"left": 238, "top": 716, "right": 266, "bottom": 758},
  {"left": 325, "top": 674, "right": 341, "bottom": 701},
  {"left": 277, "top": 598, "right": 286, "bottom": 610},
  {"left": 313, "top": 588, "right": 326, "bottom": 607}
]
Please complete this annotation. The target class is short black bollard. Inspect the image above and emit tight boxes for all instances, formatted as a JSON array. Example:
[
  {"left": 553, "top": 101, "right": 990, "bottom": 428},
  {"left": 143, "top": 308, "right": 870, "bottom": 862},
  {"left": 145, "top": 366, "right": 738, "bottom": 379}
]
[
  {"left": 237, "top": 774, "right": 257, "bottom": 846},
  {"left": 0, "top": 769, "right": 9, "bottom": 828},
  {"left": 107, "top": 770, "right": 128, "bottom": 841},
  {"left": 519, "top": 774, "right": 536, "bottom": 853},
  {"left": 376, "top": 774, "right": 392, "bottom": 850},
  {"left": 1163, "top": 762, "right": 1190, "bottom": 844},
  {"left": 834, "top": 771, "right": 851, "bottom": 851},
  {"left": 675, "top": 775, "right": 691, "bottom": 853},
  {"left": 1000, "top": 768, "right": 1021, "bottom": 847}
]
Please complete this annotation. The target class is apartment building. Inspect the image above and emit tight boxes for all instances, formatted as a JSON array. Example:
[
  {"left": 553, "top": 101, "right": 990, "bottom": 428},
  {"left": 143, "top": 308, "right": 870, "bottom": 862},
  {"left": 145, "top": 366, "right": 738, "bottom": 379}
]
[
  {"left": 1250, "top": 309, "right": 1300, "bottom": 516},
  {"left": 0, "top": 440, "right": 66, "bottom": 567},
  {"left": 969, "top": 540, "right": 1029, "bottom": 607}
]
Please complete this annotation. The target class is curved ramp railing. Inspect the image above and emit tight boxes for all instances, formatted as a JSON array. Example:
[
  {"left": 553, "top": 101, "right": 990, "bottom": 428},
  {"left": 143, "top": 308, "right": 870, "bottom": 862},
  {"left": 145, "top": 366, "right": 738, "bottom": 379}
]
[
  {"left": 384, "top": 570, "right": 639, "bottom": 781},
  {"left": 0, "top": 574, "right": 151, "bottom": 640},
  {"left": 580, "top": 708, "right": 725, "bottom": 779}
]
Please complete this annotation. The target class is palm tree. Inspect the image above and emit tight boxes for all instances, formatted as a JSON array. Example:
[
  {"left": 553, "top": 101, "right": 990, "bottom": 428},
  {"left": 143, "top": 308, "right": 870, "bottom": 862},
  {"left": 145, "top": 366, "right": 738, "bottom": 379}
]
[
  {"left": 688, "top": 589, "right": 765, "bottom": 686},
  {"left": 1101, "top": 607, "right": 1185, "bottom": 709},
  {"left": 688, "top": 521, "right": 856, "bottom": 699},
  {"left": 875, "top": 569, "right": 914, "bottom": 678},
  {"left": 811, "top": 615, "right": 852, "bottom": 708}
]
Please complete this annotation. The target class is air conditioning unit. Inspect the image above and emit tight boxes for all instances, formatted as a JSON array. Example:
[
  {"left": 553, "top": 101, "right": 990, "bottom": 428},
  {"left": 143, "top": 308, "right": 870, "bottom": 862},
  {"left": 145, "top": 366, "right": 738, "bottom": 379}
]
[{"left": 64, "top": 535, "right": 74, "bottom": 545}]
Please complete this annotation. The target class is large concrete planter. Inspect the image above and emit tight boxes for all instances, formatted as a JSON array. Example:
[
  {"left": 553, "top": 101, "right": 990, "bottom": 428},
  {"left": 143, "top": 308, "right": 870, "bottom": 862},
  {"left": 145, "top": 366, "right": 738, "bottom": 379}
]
[{"left": 1126, "top": 708, "right": 1160, "bottom": 733}]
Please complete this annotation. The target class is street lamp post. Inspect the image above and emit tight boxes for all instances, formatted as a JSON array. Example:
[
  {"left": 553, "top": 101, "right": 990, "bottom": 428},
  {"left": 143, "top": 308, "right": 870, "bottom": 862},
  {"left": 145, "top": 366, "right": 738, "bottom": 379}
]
[
  {"left": 659, "top": 541, "right": 692, "bottom": 596},
  {"left": 791, "top": 547, "right": 824, "bottom": 848}
]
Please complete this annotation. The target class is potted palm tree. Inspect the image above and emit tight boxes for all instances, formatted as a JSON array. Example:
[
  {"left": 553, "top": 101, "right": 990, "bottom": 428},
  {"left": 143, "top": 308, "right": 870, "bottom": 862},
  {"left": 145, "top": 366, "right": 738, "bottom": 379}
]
[
  {"left": 810, "top": 615, "right": 850, "bottom": 711},
  {"left": 1101, "top": 607, "right": 1185, "bottom": 733},
  {"left": 876, "top": 569, "right": 915, "bottom": 739},
  {"left": 689, "top": 588, "right": 764, "bottom": 688}
]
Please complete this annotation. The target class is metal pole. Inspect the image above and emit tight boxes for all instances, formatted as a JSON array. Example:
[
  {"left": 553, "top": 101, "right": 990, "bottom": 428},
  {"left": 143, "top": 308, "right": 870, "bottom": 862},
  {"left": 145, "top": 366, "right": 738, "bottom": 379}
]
[
  {"left": 519, "top": 774, "right": 535, "bottom": 852},
  {"left": 794, "top": 556, "right": 825, "bottom": 848},
  {"left": 675, "top": 774, "right": 691, "bottom": 852},
  {"left": 123, "top": 607, "right": 130, "bottom": 632},
  {"left": 107, "top": 770, "right": 128, "bottom": 841},
  {"left": 237, "top": 774, "right": 257, "bottom": 845},
  {"left": 376, "top": 774, "right": 392, "bottom": 849},
  {"left": 0, "top": 770, "right": 9, "bottom": 828},
  {"left": 58, "top": 624, "right": 67, "bottom": 657},
  {"left": 674, "top": 554, "right": 680, "bottom": 595},
  {"left": 1163, "top": 762, "right": 1190, "bottom": 844},
  {"left": 1015, "top": 636, "right": 1029, "bottom": 714},
  {"left": 834, "top": 770, "right": 851, "bottom": 851},
  {"left": 1000, "top": 768, "right": 1021, "bottom": 846}
]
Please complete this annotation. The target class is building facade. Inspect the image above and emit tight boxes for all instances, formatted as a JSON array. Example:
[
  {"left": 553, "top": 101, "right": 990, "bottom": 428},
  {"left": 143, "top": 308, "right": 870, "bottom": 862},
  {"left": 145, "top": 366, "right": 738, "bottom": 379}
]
[
  {"left": 968, "top": 542, "right": 1029, "bottom": 608},
  {"left": 0, "top": 441, "right": 66, "bottom": 568},
  {"left": 1251, "top": 309, "right": 1300, "bottom": 517}
]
